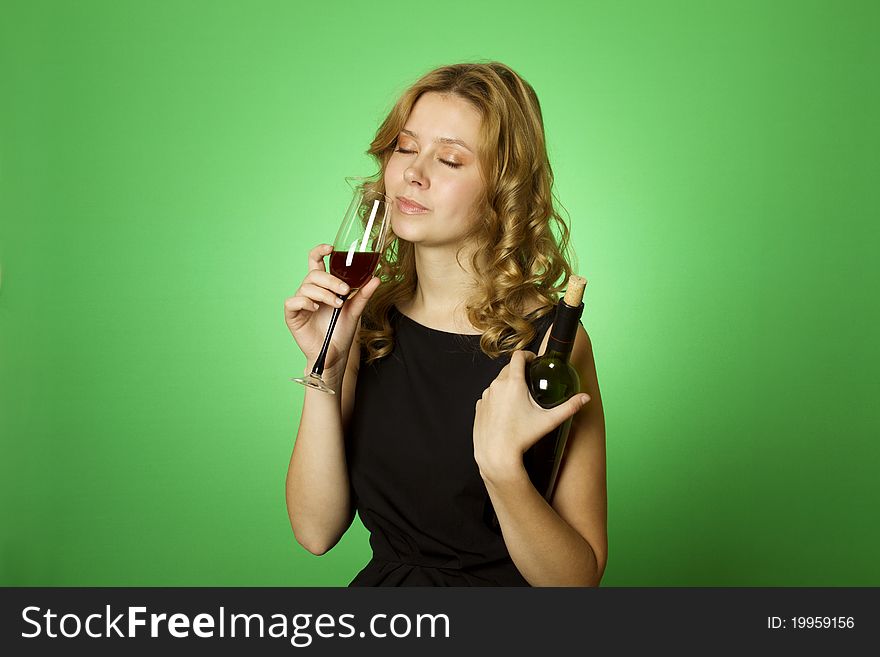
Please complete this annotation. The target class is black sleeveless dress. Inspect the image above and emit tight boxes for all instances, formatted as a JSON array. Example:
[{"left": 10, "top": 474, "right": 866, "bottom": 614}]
[{"left": 345, "top": 305, "right": 553, "bottom": 586}]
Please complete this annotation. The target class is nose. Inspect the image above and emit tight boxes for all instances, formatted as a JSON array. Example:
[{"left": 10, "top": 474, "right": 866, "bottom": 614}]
[{"left": 404, "top": 163, "right": 429, "bottom": 189}]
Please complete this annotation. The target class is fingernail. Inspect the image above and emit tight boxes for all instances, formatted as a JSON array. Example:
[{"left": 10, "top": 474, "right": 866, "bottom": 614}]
[{"left": 580, "top": 395, "right": 591, "bottom": 405}]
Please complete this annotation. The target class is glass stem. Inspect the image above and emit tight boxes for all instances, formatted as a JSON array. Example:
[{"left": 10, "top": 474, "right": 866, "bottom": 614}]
[{"left": 311, "top": 293, "right": 350, "bottom": 376}]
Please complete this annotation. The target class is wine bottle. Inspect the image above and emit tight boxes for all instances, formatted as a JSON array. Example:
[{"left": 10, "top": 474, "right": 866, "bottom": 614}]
[
  {"left": 524, "top": 274, "right": 586, "bottom": 500},
  {"left": 485, "top": 275, "right": 587, "bottom": 532}
]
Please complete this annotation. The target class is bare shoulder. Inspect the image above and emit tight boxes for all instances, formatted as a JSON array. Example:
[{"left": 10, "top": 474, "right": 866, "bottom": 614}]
[{"left": 571, "top": 325, "right": 598, "bottom": 380}]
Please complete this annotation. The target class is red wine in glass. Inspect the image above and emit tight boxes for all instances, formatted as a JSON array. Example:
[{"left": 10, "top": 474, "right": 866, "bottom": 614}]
[{"left": 330, "top": 250, "right": 381, "bottom": 290}]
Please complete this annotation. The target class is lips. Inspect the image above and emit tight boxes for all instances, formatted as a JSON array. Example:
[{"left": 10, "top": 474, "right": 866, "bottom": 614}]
[{"left": 396, "top": 196, "right": 429, "bottom": 213}]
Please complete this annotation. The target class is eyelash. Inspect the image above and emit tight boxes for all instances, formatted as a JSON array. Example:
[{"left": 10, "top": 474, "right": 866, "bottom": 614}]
[{"left": 393, "top": 147, "right": 462, "bottom": 169}]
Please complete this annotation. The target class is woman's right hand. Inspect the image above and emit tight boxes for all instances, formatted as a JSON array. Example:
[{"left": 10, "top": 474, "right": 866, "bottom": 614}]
[{"left": 284, "top": 244, "right": 381, "bottom": 383}]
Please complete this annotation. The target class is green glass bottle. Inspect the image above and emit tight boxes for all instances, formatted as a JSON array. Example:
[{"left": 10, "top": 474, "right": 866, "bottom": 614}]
[
  {"left": 524, "top": 275, "right": 586, "bottom": 501},
  {"left": 485, "top": 275, "right": 587, "bottom": 532}
]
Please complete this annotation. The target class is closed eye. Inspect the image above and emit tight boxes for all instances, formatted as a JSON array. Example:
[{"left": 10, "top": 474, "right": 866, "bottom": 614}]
[{"left": 393, "top": 147, "right": 462, "bottom": 169}]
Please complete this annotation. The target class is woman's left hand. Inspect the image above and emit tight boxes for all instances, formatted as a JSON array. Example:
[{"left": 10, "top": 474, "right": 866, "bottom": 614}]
[{"left": 473, "top": 350, "right": 591, "bottom": 480}]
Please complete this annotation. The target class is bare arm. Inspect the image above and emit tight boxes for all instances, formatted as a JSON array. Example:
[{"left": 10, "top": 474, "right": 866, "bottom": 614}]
[
  {"left": 285, "top": 339, "right": 361, "bottom": 555},
  {"left": 474, "top": 326, "right": 607, "bottom": 586},
  {"left": 283, "top": 243, "right": 378, "bottom": 555}
]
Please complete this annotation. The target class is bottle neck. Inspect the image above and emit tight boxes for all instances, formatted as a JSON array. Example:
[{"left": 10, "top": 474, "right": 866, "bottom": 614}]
[{"left": 546, "top": 299, "right": 584, "bottom": 359}]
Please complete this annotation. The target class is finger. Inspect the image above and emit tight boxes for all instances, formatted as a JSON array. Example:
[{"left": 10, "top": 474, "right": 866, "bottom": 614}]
[
  {"left": 304, "top": 269, "right": 351, "bottom": 296},
  {"left": 299, "top": 282, "right": 345, "bottom": 308},
  {"left": 547, "top": 393, "right": 591, "bottom": 426},
  {"left": 284, "top": 295, "right": 319, "bottom": 316},
  {"left": 307, "top": 243, "right": 333, "bottom": 272},
  {"left": 507, "top": 350, "right": 534, "bottom": 380}
]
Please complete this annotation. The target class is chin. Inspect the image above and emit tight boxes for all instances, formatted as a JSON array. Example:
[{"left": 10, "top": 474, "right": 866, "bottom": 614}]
[{"left": 390, "top": 215, "right": 426, "bottom": 242}]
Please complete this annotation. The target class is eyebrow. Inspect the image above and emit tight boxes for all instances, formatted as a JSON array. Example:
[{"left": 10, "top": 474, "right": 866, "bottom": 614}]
[{"left": 400, "top": 129, "right": 473, "bottom": 153}]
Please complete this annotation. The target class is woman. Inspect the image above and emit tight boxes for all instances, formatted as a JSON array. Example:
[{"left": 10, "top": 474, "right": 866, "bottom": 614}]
[{"left": 284, "top": 62, "right": 606, "bottom": 586}]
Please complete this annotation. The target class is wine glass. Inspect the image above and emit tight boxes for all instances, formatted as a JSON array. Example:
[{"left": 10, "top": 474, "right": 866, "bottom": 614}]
[{"left": 292, "top": 179, "right": 392, "bottom": 394}]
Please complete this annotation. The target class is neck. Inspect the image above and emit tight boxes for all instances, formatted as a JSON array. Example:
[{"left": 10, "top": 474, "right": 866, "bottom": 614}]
[{"left": 404, "top": 243, "right": 481, "bottom": 331}]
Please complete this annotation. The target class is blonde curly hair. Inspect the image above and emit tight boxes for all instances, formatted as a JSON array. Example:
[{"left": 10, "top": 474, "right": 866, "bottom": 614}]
[{"left": 359, "top": 62, "right": 575, "bottom": 363}]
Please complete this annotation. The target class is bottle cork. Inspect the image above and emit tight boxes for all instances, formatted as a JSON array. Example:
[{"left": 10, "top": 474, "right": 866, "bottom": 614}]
[{"left": 563, "top": 275, "right": 587, "bottom": 306}]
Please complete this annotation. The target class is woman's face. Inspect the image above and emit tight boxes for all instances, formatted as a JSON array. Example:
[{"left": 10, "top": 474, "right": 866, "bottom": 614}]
[{"left": 383, "top": 92, "right": 485, "bottom": 249}]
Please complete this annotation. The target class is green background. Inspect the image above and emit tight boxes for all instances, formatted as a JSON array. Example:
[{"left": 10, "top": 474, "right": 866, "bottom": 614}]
[{"left": 1, "top": 0, "right": 877, "bottom": 586}]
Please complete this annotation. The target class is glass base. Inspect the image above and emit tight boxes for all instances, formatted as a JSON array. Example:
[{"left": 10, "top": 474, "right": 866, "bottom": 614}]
[{"left": 291, "top": 373, "right": 336, "bottom": 395}]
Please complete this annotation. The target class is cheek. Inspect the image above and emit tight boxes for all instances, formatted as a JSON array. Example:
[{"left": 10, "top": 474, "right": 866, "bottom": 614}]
[
  {"left": 384, "top": 157, "right": 405, "bottom": 187},
  {"left": 446, "top": 176, "right": 484, "bottom": 219}
]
